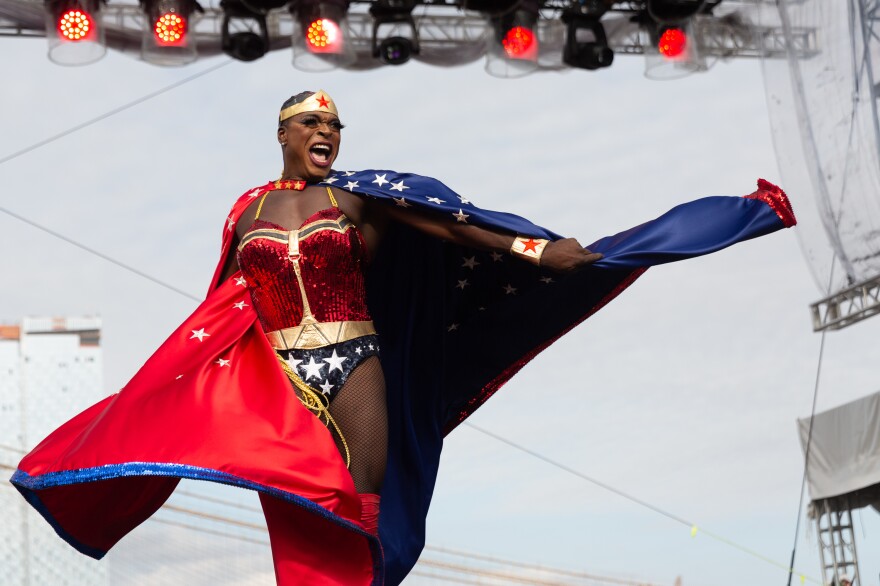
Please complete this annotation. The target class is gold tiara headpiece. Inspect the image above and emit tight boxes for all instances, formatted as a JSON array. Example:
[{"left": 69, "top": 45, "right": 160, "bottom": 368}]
[{"left": 279, "top": 90, "right": 339, "bottom": 123}]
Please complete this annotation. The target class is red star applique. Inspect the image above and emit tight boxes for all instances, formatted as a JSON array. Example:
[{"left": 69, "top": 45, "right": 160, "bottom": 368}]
[
  {"left": 316, "top": 94, "right": 330, "bottom": 108},
  {"left": 521, "top": 238, "right": 541, "bottom": 253}
]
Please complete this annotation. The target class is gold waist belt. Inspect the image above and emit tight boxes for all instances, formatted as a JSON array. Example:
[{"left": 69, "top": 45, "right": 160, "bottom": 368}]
[{"left": 265, "top": 319, "right": 376, "bottom": 350}]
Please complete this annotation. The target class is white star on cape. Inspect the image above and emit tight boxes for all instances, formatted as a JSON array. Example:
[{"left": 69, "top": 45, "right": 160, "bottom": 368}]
[
  {"left": 233, "top": 301, "right": 248, "bottom": 310},
  {"left": 343, "top": 171, "right": 356, "bottom": 176},
  {"left": 462, "top": 256, "right": 480, "bottom": 269},
  {"left": 456, "top": 279, "right": 469, "bottom": 290},
  {"left": 324, "top": 350, "right": 348, "bottom": 373},
  {"left": 372, "top": 173, "right": 389, "bottom": 187},
  {"left": 426, "top": 197, "right": 445, "bottom": 205},
  {"left": 234, "top": 276, "right": 247, "bottom": 287},
  {"left": 453, "top": 209, "right": 469, "bottom": 223},
  {"left": 247, "top": 188, "right": 262, "bottom": 198},
  {"left": 216, "top": 358, "right": 231, "bottom": 367},
  {"left": 447, "top": 323, "right": 459, "bottom": 332},
  {"left": 175, "top": 374, "right": 184, "bottom": 380},
  {"left": 323, "top": 176, "right": 339, "bottom": 184},
  {"left": 190, "top": 328, "right": 210, "bottom": 342},
  {"left": 344, "top": 181, "right": 359, "bottom": 190},
  {"left": 319, "top": 381, "right": 334, "bottom": 395},
  {"left": 226, "top": 216, "right": 235, "bottom": 232},
  {"left": 503, "top": 284, "right": 517, "bottom": 295},
  {"left": 540, "top": 276, "right": 554, "bottom": 284},
  {"left": 458, "top": 195, "right": 471, "bottom": 205},
  {"left": 393, "top": 197, "right": 411, "bottom": 208},
  {"left": 300, "top": 357, "right": 325, "bottom": 381},
  {"left": 390, "top": 180, "right": 410, "bottom": 192},
  {"left": 490, "top": 251, "right": 504, "bottom": 262}
]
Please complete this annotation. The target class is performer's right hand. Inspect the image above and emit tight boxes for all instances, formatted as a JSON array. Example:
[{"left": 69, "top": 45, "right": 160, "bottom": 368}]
[{"left": 541, "top": 238, "right": 603, "bottom": 272}]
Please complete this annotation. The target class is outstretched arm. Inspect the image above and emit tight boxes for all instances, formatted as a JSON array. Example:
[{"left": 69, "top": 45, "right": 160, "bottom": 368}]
[{"left": 377, "top": 202, "right": 602, "bottom": 272}]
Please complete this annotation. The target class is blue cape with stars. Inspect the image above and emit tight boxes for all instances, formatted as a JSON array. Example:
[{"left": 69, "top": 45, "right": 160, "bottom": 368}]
[{"left": 320, "top": 170, "right": 794, "bottom": 584}]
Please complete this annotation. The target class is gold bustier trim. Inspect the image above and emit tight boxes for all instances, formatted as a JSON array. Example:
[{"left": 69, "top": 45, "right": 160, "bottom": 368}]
[
  {"left": 237, "top": 215, "right": 355, "bottom": 252},
  {"left": 266, "top": 320, "right": 376, "bottom": 350}
]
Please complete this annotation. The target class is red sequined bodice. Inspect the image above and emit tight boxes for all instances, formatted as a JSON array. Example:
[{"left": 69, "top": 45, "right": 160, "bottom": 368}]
[{"left": 236, "top": 206, "right": 371, "bottom": 333}]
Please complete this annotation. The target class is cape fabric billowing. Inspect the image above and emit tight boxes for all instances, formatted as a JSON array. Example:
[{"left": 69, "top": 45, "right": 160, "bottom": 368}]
[{"left": 10, "top": 170, "right": 795, "bottom": 585}]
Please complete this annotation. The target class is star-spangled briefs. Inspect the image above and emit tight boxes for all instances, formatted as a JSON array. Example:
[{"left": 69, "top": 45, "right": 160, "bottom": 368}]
[
  {"left": 299, "top": 356, "right": 325, "bottom": 381},
  {"left": 323, "top": 350, "right": 348, "bottom": 373}
]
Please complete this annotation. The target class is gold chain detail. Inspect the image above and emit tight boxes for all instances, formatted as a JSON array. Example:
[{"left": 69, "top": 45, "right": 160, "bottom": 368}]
[
  {"left": 275, "top": 353, "right": 351, "bottom": 469},
  {"left": 325, "top": 186, "right": 338, "bottom": 208}
]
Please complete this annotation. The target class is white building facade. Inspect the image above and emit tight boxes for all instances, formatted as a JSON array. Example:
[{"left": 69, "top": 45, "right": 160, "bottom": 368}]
[{"left": 0, "top": 316, "right": 108, "bottom": 586}]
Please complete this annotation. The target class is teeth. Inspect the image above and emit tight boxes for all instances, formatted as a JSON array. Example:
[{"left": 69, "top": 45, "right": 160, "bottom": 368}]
[{"left": 311, "top": 144, "right": 330, "bottom": 153}]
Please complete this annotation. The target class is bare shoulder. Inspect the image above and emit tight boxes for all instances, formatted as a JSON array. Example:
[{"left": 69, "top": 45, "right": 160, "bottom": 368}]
[{"left": 330, "top": 187, "right": 369, "bottom": 224}]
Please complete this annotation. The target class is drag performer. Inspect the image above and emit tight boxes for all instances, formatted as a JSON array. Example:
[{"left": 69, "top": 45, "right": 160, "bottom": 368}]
[{"left": 11, "top": 90, "right": 796, "bottom": 586}]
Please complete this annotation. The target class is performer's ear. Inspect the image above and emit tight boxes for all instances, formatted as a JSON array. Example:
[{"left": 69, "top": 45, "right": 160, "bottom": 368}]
[{"left": 277, "top": 125, "right": 287, "bottom": 145}]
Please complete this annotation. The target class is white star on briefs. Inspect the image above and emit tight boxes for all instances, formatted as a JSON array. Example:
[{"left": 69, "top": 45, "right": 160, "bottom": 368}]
[
  {"left": 427, "top": 197, "right": 445, "bottom": 205},
  {"left": 300, "top": 357, "right": 325, "bottom": 381},
  {"left": 372, "top": 173, "right": 389, "bottom": 187},
  {"left": 453, "top": 209, "right": 469, "bottom": 223},
  {"left": 226, "top": 216, "right": 236, "bottom": 232},
  {"left": 389, "top": 180, "right": 409, "bottom": 192},
  {"left": 344, "top": 181, "right": 359, "bottom": 190},
  {"left": 393, "top": 197, "right": 411, "bottom": 208},
  {"left": 447, "top": 323, "right": 459, "bottom": 332},
  {"left": 323, "top": 176, "right": 338, "bottom": 184},
  {"left": 355, "top": 346, "right": 363, "bottom": 354},
  {"left": 216, "top": 358, "right": 231, "bottom": 367},
  {"left": 503, "top": 284, "right": 517, "bottom": 295},
  {"left": 233, "top": 301, "right": 249, "bottom": 310},
  {"left": 234, "top": 276, "right": 247, "bottom": 287},
  {"left": 540, "top": 276, "right": 554, "bottom": 284},
  {"left": 324, "top": 350, "right": 348, "bottom": 373},
  {"left": 286, "top": 356, "right": 302, "bottom": 370},
  {"left": 462, "top": 256, "right": 480, "bottom": 269},
  {"left": 190, "top": 328, "right": 210, "bottom": 342},
  {"left": 247, "top": 188, "right": 262, "bottom": 198},
  {"left": 456, "top": 279, "right": 469, "bottom": 290},
  {"left": 319, "top": 380, "right": 334, "bottom": 395},
  {"left": 343, "top": 171, "right": 356, "bottom": 176},
  {"left": 458, "top": 195, "right": 471, "bottom": 205},
  {"left": 490, "top": 251, "right": 504, "bottom": 262}
]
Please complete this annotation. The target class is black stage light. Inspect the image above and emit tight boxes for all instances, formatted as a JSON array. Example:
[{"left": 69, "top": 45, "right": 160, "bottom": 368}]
[
  {"left": 221, "top": 0, "right": 269, "bottom": 61},
  {"left": 377, "top": 37, "right": 412, "bottom": 64},
  {"left": 562, "top": 15, "right": 613, "bottom": 70},
  {"left": 370, "top": 0, "right": 419, "bottom": 65},
  {"left": 647, "top": 0, "right": 705, "bottom": 23}
]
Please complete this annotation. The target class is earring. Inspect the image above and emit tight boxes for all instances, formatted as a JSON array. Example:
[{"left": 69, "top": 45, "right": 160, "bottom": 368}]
[{"left": 281, "top": 143, "right": 287, "bottom": 147}]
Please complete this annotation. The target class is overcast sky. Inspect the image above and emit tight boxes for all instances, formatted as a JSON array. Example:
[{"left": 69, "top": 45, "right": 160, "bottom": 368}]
[{"left": 2, "top": 24, "right": 879, "bottom": 586}]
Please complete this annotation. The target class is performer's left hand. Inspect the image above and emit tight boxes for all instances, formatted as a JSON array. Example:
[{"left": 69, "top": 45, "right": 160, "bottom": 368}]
[{"left": 541, "top": 238, "right": 603, "bottom": 272}]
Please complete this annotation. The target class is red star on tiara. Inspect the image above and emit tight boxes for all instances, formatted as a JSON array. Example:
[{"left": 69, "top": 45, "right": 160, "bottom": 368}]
[{"left": 316, "top": 94, "right": 330, "bottom": 108}]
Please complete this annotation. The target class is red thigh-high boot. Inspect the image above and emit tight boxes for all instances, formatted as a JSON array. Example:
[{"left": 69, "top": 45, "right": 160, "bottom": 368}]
[
  {"left": 259, "top": 493, "right": 375, "bottom": 586},
  {"left": 359, "top": 493, "right": 381, "bottom": 537}
]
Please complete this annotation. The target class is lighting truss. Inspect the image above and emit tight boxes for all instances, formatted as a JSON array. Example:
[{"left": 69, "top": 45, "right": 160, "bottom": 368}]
[{"left": 0, "top": 0, "right": 818, "bottom": 68}]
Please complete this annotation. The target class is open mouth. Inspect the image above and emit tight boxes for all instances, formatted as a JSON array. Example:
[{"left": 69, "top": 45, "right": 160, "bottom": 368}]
[{"left": 308, "top": 143, "right": 333, "bottom": 167}]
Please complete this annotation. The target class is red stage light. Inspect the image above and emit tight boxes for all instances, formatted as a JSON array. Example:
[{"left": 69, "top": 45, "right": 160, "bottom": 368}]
[
  {"left": 306, "top": 18, "right": 341, "bottom": 51},
  {"left": 155, "top": 12, "right": 187, "bottom": 45},
  {"left": 658, "top": 27, "right": 687, "bottom": 59},
  {"left": 58, "top": 9, "right": 92, "bottom": 41},
  {"left": 502, "top": 26, "right": 535, "bottom": 59}
]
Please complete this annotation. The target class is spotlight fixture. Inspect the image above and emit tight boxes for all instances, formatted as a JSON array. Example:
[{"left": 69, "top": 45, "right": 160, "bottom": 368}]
[
  {"left": 220, "top": 0, "right": 270, "bottom": 62},
  {"left": 657, "top": 26, "right": 687, "bottom": 59},
  {"left": 485, "top": 0, "right": 539, "bottom": 78},
  {"left": 141, "top": 0, "right": 202, "bottom": 66},
  {"left": 562, "top": 14, "right": 613, "bottom": 70},
  {"left": 647, "top": 0, "right": 705, "bottom": 23},
  {"left": 45, "top": 0, "right": 106, "bottom": 65},
  {"left": 370, "top": 0, "right": 419, "bottom": 65},
  {"left": 291, "top": 0, "right": 355, "bottom": 71}
]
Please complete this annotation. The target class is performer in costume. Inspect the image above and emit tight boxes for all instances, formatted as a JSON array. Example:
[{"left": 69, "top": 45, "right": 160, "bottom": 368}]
[{"left": 10, "top": 90, "right": 796, "bottom": 586}]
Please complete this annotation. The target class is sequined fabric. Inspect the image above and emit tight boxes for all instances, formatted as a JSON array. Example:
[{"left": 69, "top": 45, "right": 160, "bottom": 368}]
[{"left": 236, "top": 209, "right": 372, "bottom": 333}]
